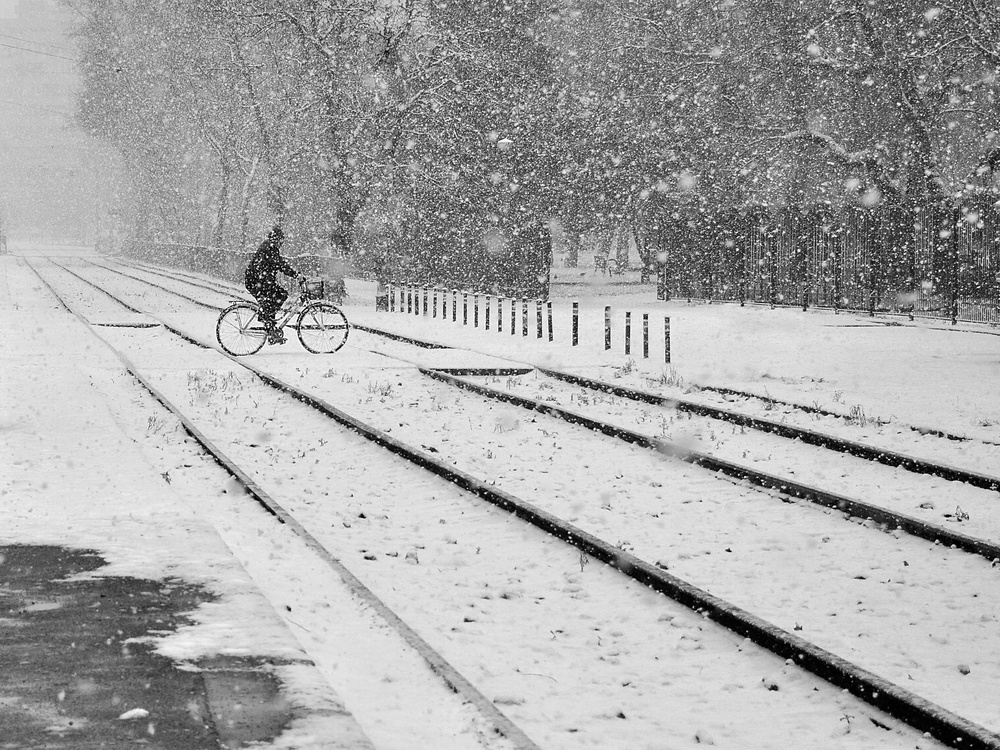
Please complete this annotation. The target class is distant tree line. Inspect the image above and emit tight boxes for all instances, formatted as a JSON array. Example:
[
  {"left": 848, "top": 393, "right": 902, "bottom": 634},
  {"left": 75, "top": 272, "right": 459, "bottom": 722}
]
[{"left": 69, "top": 0, "right": 1000, "bottom": 296}]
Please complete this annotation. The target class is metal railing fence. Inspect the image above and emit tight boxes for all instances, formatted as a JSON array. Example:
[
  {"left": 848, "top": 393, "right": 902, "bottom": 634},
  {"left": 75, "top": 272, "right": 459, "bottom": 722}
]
[{"left": 653, "top": 199, "right": 1000, "bottom": 325}]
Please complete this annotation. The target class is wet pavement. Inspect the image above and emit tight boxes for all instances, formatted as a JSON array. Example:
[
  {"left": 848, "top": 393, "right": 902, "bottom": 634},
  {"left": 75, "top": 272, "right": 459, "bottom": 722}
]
[{"left": 0, "top": 544, "right": 293, "bottom": 749}]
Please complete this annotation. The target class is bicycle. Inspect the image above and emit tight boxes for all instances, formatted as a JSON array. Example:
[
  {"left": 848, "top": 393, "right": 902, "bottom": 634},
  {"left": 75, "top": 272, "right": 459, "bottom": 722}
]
[{"left": 215, "top": 277, "right": 350, "bottom": 356}]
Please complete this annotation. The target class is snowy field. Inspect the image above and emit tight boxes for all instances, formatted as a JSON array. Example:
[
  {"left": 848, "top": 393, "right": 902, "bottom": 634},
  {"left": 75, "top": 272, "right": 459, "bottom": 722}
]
[{"left": 2, "top": 246, "right": 1000, "bottom": 749}]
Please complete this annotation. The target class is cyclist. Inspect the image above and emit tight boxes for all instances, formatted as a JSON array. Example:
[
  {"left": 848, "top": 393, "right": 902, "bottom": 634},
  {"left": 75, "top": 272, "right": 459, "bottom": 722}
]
[{"left": 244, "top": 225, "right": 304, "bottom": 344}]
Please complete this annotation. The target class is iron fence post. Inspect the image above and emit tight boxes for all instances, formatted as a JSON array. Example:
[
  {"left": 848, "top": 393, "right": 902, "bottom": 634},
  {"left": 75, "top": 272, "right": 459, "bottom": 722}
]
[
  {"left": 833, "top": 228, "right": 842, "bottom": 314},
  {"left": 951, "top": 205, "right": 961, "bottom": 325}
]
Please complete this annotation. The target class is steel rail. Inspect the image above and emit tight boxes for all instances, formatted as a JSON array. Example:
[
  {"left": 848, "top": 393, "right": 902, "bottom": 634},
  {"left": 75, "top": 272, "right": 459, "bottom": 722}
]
[
  {"left": 674, "top": 382, "right": 979, "bottom": 442},
  {"left": 119, "top": 258, "right": 238, "bottom": 290},
  {"left": 700, "top": 383, "right": 997, "bottom": 446},
  {"left": 85, "top": 259, "right": 220, "bottom": 310},
  {"left": 47, "top": 258, "right": 148, "bottom": 315},
  {"left": 342, "top": 320, "right": 1000, "bottom": 489},
  {"left": 421, "top": 369, "right": 1000, "bottom": 564},
  {"left": 536, "top": 368, "right": 1000, "bottom": 492},
  {"left": 111, "top": 257, "right": 251, "bottom": 300},
  {"left": 351, "top": 322, "right": 450, "bottom": 348},
  {"left": 23, "top": 258, "right": 544, "bottom": 750},
  {"left": 41, "top": 258, "right": 159, "bottom": 328},
  {"left": 22, "top": 257, "right": 74, "bottom": 314}
]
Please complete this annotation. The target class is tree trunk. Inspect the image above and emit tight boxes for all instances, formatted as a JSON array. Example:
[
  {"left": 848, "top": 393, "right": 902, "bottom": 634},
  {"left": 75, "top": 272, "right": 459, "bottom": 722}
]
[
  {"left": 229, "top": 30, "right": 283, "bottom": 221},
  {"left": 615, "top": 228, "right": 630, "bottom": 268},
  {"left": 213, "top": 158, "right": 232, "bottom": 251},
  {"left": 237, "top": 154, "right": 261, "bottom": 253}
]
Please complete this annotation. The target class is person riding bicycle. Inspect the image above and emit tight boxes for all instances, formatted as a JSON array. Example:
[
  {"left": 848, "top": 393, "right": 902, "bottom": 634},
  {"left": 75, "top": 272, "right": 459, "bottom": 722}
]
[{"left": 244, "top": 225, "right": 304, "bottom": 344}]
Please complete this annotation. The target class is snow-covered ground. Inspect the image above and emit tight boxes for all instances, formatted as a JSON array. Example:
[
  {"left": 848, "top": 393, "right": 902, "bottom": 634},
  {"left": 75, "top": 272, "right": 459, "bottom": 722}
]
[
  {"left": 3, "top": 246, "right": 999, "bottom": 749},
  {"left": 354, "top": 276, "right": 1000, "bottom": 443}
]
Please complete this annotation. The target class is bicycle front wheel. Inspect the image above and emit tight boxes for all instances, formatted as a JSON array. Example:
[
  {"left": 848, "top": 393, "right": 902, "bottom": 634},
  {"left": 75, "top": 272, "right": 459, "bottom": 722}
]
[
  {"left": 216, "top": 302, "right": 267, "bottom": 356},
  {"left": 297, "top": 301, "right": 350, "bottom": 354}
]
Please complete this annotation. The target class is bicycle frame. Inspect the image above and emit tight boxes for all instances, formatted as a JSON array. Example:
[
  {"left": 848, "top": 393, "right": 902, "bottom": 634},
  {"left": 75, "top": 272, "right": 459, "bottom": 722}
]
[
  {"left": 259, "top": 287, "right": 310, "bottom": 332},
  {"left": 271, "top": 304, "right": 299, "bottom": 332}
]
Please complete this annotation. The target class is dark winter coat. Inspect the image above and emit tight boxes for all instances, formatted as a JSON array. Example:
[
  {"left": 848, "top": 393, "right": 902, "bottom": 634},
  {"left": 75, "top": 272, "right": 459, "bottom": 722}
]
[{"left": 244, "top": 232, "right": 297, "bottom": 292}]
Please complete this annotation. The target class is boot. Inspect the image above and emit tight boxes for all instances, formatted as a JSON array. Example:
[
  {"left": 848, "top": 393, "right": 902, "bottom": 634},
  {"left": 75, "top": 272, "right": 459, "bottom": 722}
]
[{"left": 262, "top": 319, "right": 285, "bottom": 345}]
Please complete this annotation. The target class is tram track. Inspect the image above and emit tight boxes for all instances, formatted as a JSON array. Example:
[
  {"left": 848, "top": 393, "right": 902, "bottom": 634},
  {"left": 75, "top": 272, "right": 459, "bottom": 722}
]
[
  {"left": 349, "top": 316, "right": 1000, "bottom": 480},
  {"left": 33, "top": 256, "right": 157, "bottom": 324},
  {"left": 53, "top": 257, "right": 1000, "bottom": 559},
  {"left": 688, "top": 381, "right": 999, "bottom": 445},
  {"left": 286, "top": 294, "right": 1000, "bottom": 563},
  {"left": 86, "top": 257, "right": 224, "bottom": 310},
  {"left": 22, "top": 257, "right": 540, "bottom": 750},
  {"left": 533, "top": 369, "right": 1000, "bottom": 491},
  {"left": 119, "top": 258, "right": 251, "bottom": 299},
  {"left": 11, "top": 259, "right": 869, "bottom": 748},
  {"left": 88, "top": 257, "right": 1000, "bottom": 454},
  {"left": 24, "top": 254, "right": 1000, "bottom": 748},
  {"left": 71, "top": 259, "right": 1000, "bottom": 494},
  {"left": 52, "top": 260, "right": 1000, "bottom": 555},
  {"left": 424, "top": 369, "right": 1000, "bottom": 563},
  {"left": 273, "top": 357, "right": 1000, "bottom": 742}
]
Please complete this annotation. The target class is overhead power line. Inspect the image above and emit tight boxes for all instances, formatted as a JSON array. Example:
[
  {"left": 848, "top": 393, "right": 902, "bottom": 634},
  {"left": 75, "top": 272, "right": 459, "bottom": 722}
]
[
  {"left": 0, "top": 40, "right": 79, "bottom": 63},
  {"left": 0, "top": 32, "right": 71, "bottom": 52},
  {"left": 0, "top": 40, "right": 121, "bottom": 72}
]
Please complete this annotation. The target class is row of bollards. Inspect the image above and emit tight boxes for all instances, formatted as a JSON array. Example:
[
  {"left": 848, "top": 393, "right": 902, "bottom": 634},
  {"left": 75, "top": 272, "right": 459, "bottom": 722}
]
[
  {"left": 389, "top": 285, "right": 560, "bottom": 342},
  {"left": 387, "top": 284, "right": 671, "bottom": 362},
  {"left": 603, "top": 306, "right": 671, "bottom": 362}
]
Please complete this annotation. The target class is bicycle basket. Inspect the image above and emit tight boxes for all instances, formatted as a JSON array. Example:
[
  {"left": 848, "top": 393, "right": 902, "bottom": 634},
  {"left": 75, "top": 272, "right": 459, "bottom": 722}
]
[{"left": 302, "top": 278, "right": 325, "bottom": 300}]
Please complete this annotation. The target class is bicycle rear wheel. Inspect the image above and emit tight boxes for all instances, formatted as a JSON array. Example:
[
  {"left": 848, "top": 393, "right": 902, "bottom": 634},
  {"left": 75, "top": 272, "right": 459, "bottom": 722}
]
[
  {"left": 216, "top": 302, "right": 267, "bottom": 356},
  {"left": 297, "top": 301, "right": 349, "bottom": 354}
]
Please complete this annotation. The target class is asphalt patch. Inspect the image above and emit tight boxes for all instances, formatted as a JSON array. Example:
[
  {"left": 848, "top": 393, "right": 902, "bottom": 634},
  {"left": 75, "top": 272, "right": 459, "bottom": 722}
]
[{"left": 0, "top": 544, "right": 290, "bottom": 749}]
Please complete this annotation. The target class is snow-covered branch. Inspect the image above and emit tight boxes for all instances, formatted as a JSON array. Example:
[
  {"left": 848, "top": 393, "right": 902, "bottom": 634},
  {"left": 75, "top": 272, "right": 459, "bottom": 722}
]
[{"left": 771, "top": 129, "right": 876, "bottom": 166}]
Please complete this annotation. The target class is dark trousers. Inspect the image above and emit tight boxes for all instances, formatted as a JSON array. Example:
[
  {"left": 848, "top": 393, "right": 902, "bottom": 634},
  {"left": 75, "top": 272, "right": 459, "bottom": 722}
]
[{"left": 248, "top": 280, "right": 288, "bottom": 325}]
